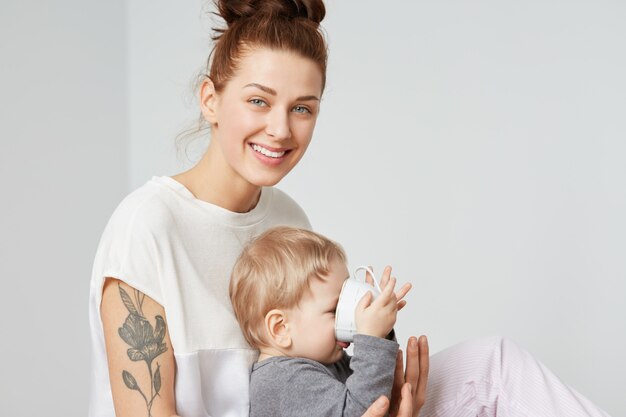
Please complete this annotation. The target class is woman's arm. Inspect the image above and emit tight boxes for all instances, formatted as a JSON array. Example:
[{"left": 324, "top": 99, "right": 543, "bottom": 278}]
[{"left": 101, "top": 278, "right": 177, "bottom": 417}]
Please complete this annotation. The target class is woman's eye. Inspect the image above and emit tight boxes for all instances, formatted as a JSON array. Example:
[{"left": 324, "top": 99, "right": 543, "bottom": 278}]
[
  {"left": 292, "top": 105, "right": 311, "bottom": 114},
  {"left": 249, "top": 98, "right": 267, "bottom": 107}
]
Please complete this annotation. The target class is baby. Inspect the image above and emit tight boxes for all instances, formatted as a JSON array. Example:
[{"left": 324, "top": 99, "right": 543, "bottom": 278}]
[{"left": 229, "top": 226, "right": 410, "bottom": 417}]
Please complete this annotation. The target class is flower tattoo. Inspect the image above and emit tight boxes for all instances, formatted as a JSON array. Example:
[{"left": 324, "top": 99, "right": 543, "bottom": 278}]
[{"left": 117, "top": 284, "right": 168, "bottom": 417}]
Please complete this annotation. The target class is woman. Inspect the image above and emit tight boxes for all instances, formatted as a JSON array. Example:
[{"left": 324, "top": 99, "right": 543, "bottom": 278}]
[{"left": 88, "top": 1, "right": 610, "bottom": 416}]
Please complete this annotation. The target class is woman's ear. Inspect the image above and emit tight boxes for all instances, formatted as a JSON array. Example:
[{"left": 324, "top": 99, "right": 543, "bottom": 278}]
[
  {"left": 200, "top": 77, "right": 219, "bottom": 126},
  {"left": 264, "top": 309, "right": 292, "bottom": 349}
]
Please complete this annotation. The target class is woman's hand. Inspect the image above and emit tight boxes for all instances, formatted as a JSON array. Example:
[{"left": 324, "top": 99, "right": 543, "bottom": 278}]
[
  {"left": 360, "top": 395, "right": 391, "bottom": 417},
  {"left": 360, "top": 383, "right": 415, "bottom": 417},
  {"left": 389, "top": 336, "right": 429, "bottom": 417}
]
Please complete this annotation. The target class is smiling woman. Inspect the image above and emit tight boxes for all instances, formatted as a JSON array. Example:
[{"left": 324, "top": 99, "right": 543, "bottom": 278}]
[
  {"left": 89, "top": 0, "right": 615, "bottom": 416},
  {"left": 187, "top": 47, "right": 323, "bottom": 199},
  {"left": 89, "top": 1, "right": 357, "bottom": 416}
]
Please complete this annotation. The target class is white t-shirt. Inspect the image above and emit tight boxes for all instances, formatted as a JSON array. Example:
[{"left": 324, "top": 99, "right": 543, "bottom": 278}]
[{"left": 88, "top": 176, "right": 311, "bottom": 417}]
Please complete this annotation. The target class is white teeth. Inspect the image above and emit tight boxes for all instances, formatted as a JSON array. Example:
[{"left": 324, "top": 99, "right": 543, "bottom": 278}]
[{"left": 252, "top": 144, "right": 286, "bottom": 158}]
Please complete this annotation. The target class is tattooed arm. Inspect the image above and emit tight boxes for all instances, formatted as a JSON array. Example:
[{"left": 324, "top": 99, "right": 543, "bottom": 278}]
[{"left": 101, "top": 278, "right": 177, "bottom": 417}]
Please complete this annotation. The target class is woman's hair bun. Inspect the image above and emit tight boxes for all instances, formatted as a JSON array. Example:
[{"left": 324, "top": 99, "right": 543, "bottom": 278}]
[{"left": 217, "top": 0, "right": 326, "bottom": 26}]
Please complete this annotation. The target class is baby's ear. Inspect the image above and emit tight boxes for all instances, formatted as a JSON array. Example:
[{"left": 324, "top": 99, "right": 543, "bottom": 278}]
[{"left": 264, "top": 309, "right": 292, "bottom": 349}]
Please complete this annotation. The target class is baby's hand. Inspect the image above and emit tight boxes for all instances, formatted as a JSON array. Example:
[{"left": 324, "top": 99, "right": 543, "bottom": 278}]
[
  {"left": 376, "top": 266, "right": 413, "bottom": 311},
  {"left": 355, "top": 266, "right": 407, "bottom": 338},
  {"left": 365, "top": 266, "right": 412, "bottom": 312}
]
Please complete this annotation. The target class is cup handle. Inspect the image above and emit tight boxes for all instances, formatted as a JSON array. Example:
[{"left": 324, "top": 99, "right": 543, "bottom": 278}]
[{"left": 353, "top": 266, "right": 382, "bottom": 293}]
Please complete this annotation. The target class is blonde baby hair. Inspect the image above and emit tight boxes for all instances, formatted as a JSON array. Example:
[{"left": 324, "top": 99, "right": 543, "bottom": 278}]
[{"left": 230, "top": 226, "right": 346, "bottom": 348}]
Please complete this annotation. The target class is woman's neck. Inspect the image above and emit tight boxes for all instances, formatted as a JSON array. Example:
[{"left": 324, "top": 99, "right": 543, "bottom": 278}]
[{"left": 172, "top": 145, "right": 261, "bottom": 213}]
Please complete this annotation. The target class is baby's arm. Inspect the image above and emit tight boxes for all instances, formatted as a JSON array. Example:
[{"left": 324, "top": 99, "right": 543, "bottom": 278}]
[
  {"left": 250, "top": 347, "right": 397, "bottom": 417},
  {"left": 340, "top": 267, "right": 407, "bottom": 413},
  {"left": 341, "top": 335, "right": 399, "bottom": 415}
]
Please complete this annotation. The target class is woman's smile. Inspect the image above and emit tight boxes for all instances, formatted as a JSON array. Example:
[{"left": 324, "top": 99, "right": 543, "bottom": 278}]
[
  {"left": 249, "top": 142, "right": 293, "bottom": 166},
  {"left": 251, "top": 143, "right": 288, "bottom": 158}
]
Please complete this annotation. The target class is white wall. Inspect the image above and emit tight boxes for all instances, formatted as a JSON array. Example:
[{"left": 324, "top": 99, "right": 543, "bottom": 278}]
[
  {"left": 128, "top": 1, "right": 625, "bottom": 415},
  {"left": 306, "top": 4, "right": 626, "bottom": 414},
  {"left": 128, "top": 0, "right": 214, "bottom": 187},
  {"left": 0, "top": 1, "right": 127, "bottom": 415}
]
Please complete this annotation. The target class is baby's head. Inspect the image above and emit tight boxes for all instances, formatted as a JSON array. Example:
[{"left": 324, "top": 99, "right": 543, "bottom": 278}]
[{"left": 230, "top": 226, "right": 350, "bottom": 364}]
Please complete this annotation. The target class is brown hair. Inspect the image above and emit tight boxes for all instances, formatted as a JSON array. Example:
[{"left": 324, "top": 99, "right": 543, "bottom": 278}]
[
  {"left": 176, "top": 0, "right": 328, "bottom": 157},
  {"left": 210, "top": 0, "right": 328, "bottom": 92},
  {"left": 229, "top": 226, "right": 346, "bottom": 348}
]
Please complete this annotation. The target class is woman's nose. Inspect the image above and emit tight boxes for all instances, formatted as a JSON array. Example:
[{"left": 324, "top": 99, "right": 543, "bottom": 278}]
[{"left": 265, "top": 109, "right": 291, "bottom": 141}]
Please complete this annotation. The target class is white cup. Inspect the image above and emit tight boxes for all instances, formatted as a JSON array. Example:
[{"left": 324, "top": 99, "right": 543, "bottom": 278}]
[{"left": 335, "top": 266, "right": 382, "bottom": 342}]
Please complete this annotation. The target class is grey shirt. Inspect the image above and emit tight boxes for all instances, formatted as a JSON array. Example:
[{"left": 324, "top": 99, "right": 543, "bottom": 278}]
[{"left": 249, "top": 334, "right": 399, "bottom": 417}]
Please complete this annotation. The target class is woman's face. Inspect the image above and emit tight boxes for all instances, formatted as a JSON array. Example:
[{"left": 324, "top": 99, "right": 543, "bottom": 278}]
[{"left": 202, "top": 47, "right": 323, "bottom": 188}]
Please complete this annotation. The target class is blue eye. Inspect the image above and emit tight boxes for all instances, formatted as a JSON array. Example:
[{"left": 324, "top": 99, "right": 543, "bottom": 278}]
[
  {"left": 292, "top": 105, "right": 311, "bottom": 114},
  {"left": 249, "top": 98, "right": 267, "bottom": 107}
]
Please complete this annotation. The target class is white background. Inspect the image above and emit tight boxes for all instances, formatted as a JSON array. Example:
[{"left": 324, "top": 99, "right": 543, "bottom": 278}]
[
  {"left": 1, "top": 1, "right": 127, "bottom": 416},
  {"left": 1, "top": 1, "right": 624, "bottom": 416}
]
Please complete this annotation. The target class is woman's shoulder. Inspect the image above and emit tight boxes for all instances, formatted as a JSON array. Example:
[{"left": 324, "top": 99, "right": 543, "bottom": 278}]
[
  {"left": 104, "top": 177, "right": 183, "bottom": 237},
  {"left": 91, "top": 178, "right": 176, "bottom": 306}
]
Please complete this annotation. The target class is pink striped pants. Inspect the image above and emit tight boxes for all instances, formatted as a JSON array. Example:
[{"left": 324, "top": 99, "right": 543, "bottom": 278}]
[{"left": 420, "top": 337, "right": 611, "bottom": 417}]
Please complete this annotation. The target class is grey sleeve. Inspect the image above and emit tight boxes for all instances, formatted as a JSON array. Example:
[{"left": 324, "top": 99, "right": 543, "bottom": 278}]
[
  {"left": 250, "top": 335, "right": 398, "bottom": 417},
  {"left": 342, "top": 334, "right": 399, "bottom": 416}
]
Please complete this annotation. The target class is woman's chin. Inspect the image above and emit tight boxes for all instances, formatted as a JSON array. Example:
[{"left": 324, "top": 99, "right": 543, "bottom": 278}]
[
  {"left": 245, "top": 167, "right": 295, "bottom": 188},
  {"left": 246, "top": 175, "right": 283, "bottom": 188}
]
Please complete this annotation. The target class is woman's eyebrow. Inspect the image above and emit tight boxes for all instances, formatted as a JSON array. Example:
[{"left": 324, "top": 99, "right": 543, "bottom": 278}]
[
  {"left": 297, "top": 95, "right": 320, "bottom": 102},
  {"left": 244, "top": 83, "right": 320, "bottom": 102},
  {"left": 244, "top": 83, "right": 276, "bottom": 95}
]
